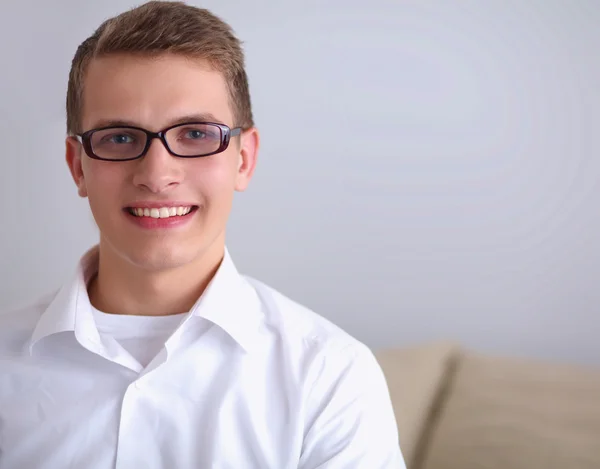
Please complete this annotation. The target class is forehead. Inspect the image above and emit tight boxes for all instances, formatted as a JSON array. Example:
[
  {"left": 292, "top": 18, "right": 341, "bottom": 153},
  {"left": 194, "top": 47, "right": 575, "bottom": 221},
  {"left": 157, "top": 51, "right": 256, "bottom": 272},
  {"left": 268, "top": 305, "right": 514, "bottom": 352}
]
[{"left": 81, "top": 54, "right": 233, "bottom": 131}]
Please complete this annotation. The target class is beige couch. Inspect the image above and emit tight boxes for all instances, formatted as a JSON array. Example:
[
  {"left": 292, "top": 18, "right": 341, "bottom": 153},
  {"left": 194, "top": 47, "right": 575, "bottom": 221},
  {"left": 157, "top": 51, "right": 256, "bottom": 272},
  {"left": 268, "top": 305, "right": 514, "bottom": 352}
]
[{"left": 375, "top": 343, "right": 600, "bottom": 469}]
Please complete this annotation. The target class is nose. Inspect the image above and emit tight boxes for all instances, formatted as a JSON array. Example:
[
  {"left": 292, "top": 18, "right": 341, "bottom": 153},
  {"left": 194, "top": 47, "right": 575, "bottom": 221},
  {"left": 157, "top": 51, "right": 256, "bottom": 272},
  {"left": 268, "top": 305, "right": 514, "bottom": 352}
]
[{"left": 131, "top": 138, "right": 183, "bottom": 193}]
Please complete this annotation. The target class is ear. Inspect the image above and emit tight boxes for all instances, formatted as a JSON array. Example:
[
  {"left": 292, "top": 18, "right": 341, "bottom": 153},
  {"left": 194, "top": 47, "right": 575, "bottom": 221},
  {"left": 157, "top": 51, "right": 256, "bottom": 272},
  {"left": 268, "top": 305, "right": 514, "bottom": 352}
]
[
  {"left": 234, "top": 127, "right": 259, "bottom": 192},
  {"left": 65, "top": 136, "right": 88, "bottom": 198}
]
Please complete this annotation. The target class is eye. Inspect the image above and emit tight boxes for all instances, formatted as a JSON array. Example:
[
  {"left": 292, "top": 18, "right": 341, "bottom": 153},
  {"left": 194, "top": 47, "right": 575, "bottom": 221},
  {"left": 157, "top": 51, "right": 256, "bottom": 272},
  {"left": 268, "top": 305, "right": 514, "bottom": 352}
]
[
  {"left": 102, "top": 134, "right": 136, "bottom": 144},
  {"left": 184, "top": 129, "right": 207, "bottom": 140}
]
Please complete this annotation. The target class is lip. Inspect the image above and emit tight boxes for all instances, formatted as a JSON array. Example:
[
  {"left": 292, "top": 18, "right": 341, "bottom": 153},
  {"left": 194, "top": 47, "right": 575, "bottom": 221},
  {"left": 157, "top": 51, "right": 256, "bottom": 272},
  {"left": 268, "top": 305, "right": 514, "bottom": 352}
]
[
  {"left": 123, "top": 204, "right": 199, "bottom": 230},
  {"left": 124, "top": 201, "right": 197, "bottom": 209}
]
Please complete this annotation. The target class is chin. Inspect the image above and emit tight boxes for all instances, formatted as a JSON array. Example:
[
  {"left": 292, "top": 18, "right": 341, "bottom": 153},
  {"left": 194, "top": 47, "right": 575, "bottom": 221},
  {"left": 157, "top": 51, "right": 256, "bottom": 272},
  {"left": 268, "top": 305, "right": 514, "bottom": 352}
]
[
  {"left": 127, "top": 244, "right": 196, "bottom": 272},
  {"left": 99, "top": 220, "right": 226, "bottom": 273}
]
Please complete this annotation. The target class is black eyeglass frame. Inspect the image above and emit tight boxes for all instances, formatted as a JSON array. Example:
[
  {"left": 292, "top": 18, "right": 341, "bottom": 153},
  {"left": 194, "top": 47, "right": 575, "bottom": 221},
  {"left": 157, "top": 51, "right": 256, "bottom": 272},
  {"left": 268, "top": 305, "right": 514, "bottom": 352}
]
[{"left": 75, "top": 122, "right": 243, "bottom": 162}]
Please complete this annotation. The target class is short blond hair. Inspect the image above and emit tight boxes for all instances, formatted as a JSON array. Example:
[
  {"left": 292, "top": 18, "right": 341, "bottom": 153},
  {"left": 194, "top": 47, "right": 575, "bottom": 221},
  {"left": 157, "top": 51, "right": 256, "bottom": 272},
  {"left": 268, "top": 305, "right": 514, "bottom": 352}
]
[{"left": 66, "top": 1, "right": 253, "bottom": 135}]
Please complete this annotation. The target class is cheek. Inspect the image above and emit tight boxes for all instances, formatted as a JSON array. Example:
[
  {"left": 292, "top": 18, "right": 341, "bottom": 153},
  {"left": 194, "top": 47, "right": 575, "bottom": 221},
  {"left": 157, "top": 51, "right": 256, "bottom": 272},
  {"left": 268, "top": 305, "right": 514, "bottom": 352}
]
[
  {"left": 191, "top": 157, "right": 237, "bottom": 198},
  {"left": 82, "top": 162, "right": 126, "bottom": 210}
]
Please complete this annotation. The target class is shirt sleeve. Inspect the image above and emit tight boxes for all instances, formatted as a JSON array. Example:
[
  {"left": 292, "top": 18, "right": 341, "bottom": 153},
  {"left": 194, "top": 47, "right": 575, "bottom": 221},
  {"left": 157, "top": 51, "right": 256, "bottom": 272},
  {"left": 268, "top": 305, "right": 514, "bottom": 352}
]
[{"left": 298, "top": 341, "right": 406, "bottom": 469}]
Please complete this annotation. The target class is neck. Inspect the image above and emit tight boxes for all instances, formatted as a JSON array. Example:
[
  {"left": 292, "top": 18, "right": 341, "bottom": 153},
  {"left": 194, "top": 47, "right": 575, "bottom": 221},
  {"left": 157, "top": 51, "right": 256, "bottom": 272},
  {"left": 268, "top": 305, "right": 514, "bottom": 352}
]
[{"left": 88, "top": 241, "right": 225, "bottom": 316}]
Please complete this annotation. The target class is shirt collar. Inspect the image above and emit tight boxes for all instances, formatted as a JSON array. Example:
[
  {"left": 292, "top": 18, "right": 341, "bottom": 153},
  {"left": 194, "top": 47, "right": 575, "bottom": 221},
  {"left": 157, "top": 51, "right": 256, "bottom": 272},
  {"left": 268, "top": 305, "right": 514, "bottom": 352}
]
[
  {"left": 29, "top": 246, "right": 102, "bottom": 355},
  {"left": 187, "top": 248, "right": 263, "bottom": 352},
  {"left": 29, "top": 246, "right": 263, "bottom": 354}
]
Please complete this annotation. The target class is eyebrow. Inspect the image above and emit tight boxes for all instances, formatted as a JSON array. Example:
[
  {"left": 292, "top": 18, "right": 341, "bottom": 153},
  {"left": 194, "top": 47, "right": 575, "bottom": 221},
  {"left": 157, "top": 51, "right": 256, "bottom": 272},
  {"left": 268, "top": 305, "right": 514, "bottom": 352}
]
[{"left": 90, "top": 113, "right": 225, "bottom": 130}]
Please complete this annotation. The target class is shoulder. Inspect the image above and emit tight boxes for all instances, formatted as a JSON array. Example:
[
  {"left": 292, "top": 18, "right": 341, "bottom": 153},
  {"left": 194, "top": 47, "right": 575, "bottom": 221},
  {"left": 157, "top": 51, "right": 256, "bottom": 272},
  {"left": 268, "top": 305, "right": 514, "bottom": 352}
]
[
  {"left": 246, "top": 276, "right": 364, "bottom": 350},
  {"left": 243, "top": 279, "right": 403, "bottom": 466},
  {"left": 244, "top": 276, "right": 377, "bottom": 372},
  {"left": 0, "top": 291, "right": 56, "bottom": 347}
]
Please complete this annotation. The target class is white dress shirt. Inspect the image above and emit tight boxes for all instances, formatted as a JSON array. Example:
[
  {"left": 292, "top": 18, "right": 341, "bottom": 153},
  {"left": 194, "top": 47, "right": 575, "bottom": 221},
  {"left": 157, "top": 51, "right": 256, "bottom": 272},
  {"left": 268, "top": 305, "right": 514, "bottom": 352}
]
[{"left": 0, "top": 247, "right": 405, "bottom": 469}]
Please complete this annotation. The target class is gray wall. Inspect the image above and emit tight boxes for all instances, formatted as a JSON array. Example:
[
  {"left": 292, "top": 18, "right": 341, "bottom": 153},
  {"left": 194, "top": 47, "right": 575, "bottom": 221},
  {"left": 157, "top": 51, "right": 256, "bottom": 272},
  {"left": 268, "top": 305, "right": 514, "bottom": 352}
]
[{"left": 1, "top": 1, "right": 599, "bottom": 365}]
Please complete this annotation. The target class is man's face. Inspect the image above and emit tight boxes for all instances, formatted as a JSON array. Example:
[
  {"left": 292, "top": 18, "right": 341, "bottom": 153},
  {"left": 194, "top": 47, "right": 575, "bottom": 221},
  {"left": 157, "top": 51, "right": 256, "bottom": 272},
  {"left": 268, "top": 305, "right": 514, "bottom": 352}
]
[{"left": 66, "top": 54, "right": 258, "bottom": 272}]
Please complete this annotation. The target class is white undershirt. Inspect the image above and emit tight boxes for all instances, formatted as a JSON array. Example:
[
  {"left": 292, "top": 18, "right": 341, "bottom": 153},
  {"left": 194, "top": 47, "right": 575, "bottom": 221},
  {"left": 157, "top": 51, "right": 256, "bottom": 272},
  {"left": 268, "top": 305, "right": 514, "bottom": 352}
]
[{"left": 91, "top": 306, "right": 187, "bottom": 368}]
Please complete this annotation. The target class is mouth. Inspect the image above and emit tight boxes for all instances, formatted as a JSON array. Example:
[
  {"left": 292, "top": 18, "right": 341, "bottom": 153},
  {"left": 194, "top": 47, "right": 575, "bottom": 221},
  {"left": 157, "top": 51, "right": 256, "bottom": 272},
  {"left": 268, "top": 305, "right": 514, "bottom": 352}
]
[{"left": 125, "top": 205, "right": 198, "bottom": 219}]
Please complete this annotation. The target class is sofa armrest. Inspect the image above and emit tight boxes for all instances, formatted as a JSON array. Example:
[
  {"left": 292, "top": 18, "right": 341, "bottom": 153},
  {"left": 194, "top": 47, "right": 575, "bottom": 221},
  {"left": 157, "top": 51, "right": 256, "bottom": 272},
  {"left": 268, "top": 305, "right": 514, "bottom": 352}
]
[{"left": 375, "top": 342, "right": 460, "bottom": 468}]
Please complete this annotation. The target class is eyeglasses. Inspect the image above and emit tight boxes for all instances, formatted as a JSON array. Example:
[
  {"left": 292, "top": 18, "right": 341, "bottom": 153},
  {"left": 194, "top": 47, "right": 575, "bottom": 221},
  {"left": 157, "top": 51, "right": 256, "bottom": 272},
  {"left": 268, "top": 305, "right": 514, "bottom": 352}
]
[{"left": 75, "top": 122, "right": 243, "bottom": 161}]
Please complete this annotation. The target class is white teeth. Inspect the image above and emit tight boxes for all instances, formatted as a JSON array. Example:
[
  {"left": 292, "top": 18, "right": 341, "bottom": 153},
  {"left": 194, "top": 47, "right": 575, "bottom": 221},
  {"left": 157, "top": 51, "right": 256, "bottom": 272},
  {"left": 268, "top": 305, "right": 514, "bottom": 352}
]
[{"left": 130, "top": 206, "right": 194, "bottom": 218}]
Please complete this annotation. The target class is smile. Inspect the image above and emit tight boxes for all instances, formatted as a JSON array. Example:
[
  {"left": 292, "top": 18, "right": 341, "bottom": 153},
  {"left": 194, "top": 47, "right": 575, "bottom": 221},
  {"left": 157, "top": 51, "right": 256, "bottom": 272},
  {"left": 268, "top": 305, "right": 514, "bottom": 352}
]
[{"left": 126, "top": 206, "right": 196, "bottom": 218}]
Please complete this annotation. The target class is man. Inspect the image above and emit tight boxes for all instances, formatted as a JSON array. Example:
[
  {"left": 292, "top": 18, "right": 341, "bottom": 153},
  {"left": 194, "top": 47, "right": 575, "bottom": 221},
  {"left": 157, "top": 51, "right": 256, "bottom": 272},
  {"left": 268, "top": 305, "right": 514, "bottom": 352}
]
[{"left": 0, "top": 2, "right": 404, "bottom": 467}]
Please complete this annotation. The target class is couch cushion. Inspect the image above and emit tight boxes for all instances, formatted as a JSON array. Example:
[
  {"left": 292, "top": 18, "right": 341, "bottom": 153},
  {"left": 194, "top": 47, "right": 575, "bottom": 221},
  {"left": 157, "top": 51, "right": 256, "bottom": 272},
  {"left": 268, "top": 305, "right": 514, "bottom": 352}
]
[
  {"left": 420, "top": 351, "right": 600, "bottom": 469},
  {"left": 375, "top": 342, "right": 459, "bottom": 467}
]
